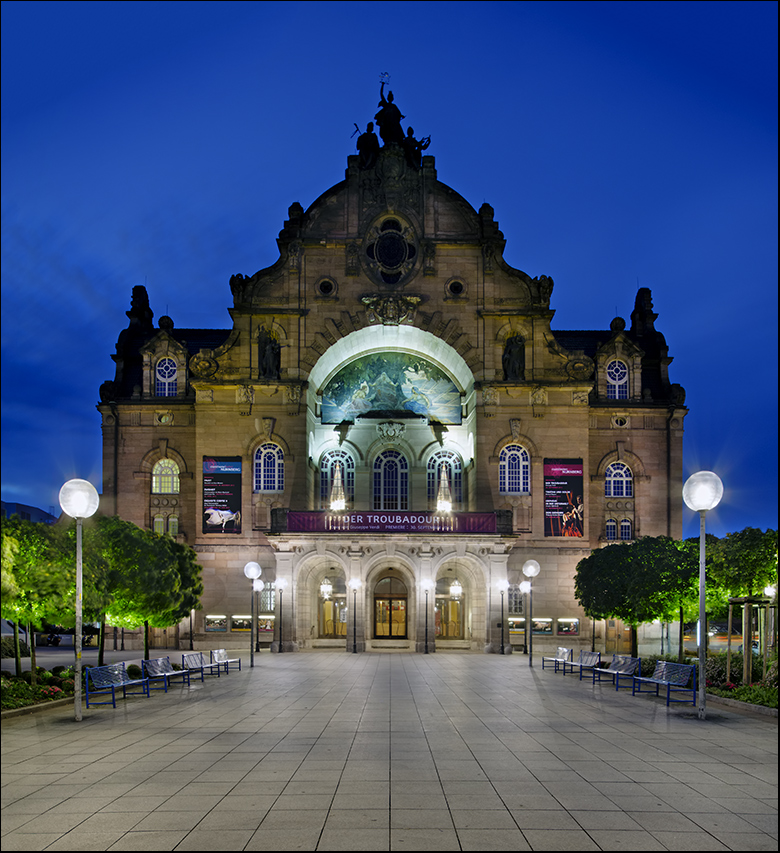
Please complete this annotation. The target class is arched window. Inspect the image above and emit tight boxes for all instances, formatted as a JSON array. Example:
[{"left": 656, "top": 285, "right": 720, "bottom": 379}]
[
  {"left": 620, "top": 518, "right": 633, "bottom": 541},
  {"left": 373, "top": 450, "right": 409, "bottom": 510},
  {"left": 155, "top": 357, "right": 178, "bottom": 396},
  {"left": 153, "top": 514, "right": 166, "bottom": 535},
  {"left": 605, "top": 518, "right": 617, "bottom": 541},
  {"left": 605, "top": 462, "right": 633, "bottom": 497},
  {"left": 606, "top": 359, "right": 628, "bottom": 400},
  {"left": 152, "top": 459, "right": 180, "bottom": 494},
  {"left": 168, "top": 515, "right": 179, "bottom": 536},
  {"left": 427, "top": 450, "right": 463, "bottom": 508},
  {"left": 320, "top": 449, "right": 355, "bottom": 508},
  {"left": 254, "top": 443, "right": 284, "bottom": 493},
  {"left": 499, "top": 444, "right": 530, "bottom": 494}
]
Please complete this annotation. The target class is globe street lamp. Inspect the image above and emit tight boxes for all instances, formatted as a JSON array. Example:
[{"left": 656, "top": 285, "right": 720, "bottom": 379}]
[
  {"left": 522, "top": 560, "right": 541, "bottom": 667},
  {"left": 58, "top": 479, "right": 99, "bottom": 722},
  {"left": 683, "top": 470, "right": 724, "bottom": 721},
  {"left": 497, "top": 579, "right": 510, "bottom": 654},
  {"left": 519, "top": 582, "right": 530, "bottom": 655},
  {"left": 348, "top": 577, "right": 361, "bottom": 653},
  {"left": 422, "top": 579, "right": 434, "bottom": 654},
  {"left": 243, "top": 562, "right": 262, "bottom": 667},
  {"left": 276, "top": 577, "right": 288, "bottom": 653}
]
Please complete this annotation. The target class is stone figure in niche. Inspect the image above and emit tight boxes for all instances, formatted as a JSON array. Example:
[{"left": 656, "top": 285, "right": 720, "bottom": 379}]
[
  {"left": 374, "top": 81, "right": 405, "bottom": 146},
  {"left": 257, "top": 328, "right": 281, "bottom": 380},
  {"left": 502, "top": 335, "right": 525, "bottom": 380},
  {"left": 400, "top": 127, "right": 431, "bottom": 169},
  {"left": 356, "top": 122, "right": 380, "bottom": 169}
]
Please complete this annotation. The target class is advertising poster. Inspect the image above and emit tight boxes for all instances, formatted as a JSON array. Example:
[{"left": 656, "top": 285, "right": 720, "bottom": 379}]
[
  {"left": 202, "top": 456, "right": 242, "bottom": 534},
  {"left": 544, "top": 458, "right": 583, "bottom": 537}
]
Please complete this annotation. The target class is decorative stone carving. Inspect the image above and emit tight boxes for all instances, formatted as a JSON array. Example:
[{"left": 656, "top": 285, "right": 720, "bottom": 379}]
[
  {"left": 346, "top": 242, "right": 360, "bottom": 276},
  {"left": 572, "top": 390, "right": 590, "bottom": 406},
  {"left": 531, "top": 387, "right": 548, "bottom": 406},
  {"left": 236, "top": 386, "right": 254, "bottom": 405},
  {"left": 510, "top": 418, "right": 522, "bottom": 441},
  {"left": 482, "top": 386, "right": 499, "bottom": 406},
  {"left": 565, "top": 356, "right": 594, "bottom": 380},
  {"left": 189, "top": 353, "right": 218, "bottom": 377},
  {"left": 376, "top": 422, "right": 406, "bottom": 443},
  {"left": 361, "top": 294, "right": 421, "bottom": 325},
  {"left": 196, "top": 389, "right": 213, "bottom": 402}
]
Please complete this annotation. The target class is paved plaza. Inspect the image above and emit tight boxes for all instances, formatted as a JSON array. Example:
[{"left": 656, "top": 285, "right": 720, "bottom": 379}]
[{"left": 1, "top": 649, "right": 777, "bottom": 851}]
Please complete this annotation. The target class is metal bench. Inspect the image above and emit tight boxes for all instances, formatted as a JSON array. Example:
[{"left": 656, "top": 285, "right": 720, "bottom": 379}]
[
  {"left": 541, "top": 647, "right": 573, "bottom": 672},
  {"left": 85, "top": 662, "right": 150, "bottom": 708},
  {"left": 562, "top": 650, "right": 601, "bottom": 679},
  {"left": 182, "top": 651, "right": 222, "bottom": 681},
  {"left": 211, "top": 648, "right": 242, "bottom": 673},
  {"left": 632, "top": 660, "right": 696, "bottom": 706},
  {"left": 142, "top": 655, "right": 192, "bottom": 692},
  {"left": 592, "top": 654, "right": 641, "bottom": 690}
]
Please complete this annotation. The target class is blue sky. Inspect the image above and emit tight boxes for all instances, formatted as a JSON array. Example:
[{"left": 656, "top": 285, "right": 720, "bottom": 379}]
[{"left": 1, "top": 0, "right": 777, "bottom": 539}]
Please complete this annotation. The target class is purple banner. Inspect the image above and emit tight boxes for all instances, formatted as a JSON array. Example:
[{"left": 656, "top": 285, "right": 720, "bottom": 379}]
[
  {"left": 286, "top": 511, "right": 498, "bottom": 534},
  {"left": 544, "top": 458, "right": 583, "bottom": 537}
]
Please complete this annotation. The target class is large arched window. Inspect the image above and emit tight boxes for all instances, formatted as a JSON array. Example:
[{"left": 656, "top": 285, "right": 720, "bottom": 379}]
[
  {"left": 606, "top": 359, "right": 628, "bottom": 400},
  {"left": 254, "top": 443, "right": 284, "bottom": 493},
  {"left": 152, "top": 458, "right": 180, "bottom": 494},
  {"left": 605, "top": 462, "right": 633, "bottom": 497},
  {"left": 605, "top": 518, "right": 618, "bottom": 541},
  {"left": 155, "top": 357, "right": 178, "bottom": 397},
  {"left": 373, "top": 450, "right": 409, "bottom": 510},
  {"left": 427, "top": 450, "right": 463, "bottom": 508},
  {"left": 620, "top": 518, "right": 633, "bottom": 541},
  {"left": 499, "top": 444, "right": 530, "bottom": 494},
  {"left": 320, "top": 449, "right": 355, "bottom": 508}
]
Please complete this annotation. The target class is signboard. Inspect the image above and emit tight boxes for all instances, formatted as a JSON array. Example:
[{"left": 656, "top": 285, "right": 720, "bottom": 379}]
[
  {"left": 202, "top": 456, "right": 242, "bottom": 534},
  {"left": 285, "top": 511, "right": 498, "bottom": 534},
  {"left": 543, "top": 458, "right": 583, "bottom": 537}
]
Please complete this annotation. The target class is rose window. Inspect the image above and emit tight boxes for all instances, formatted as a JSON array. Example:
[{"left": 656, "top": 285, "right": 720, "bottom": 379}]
[{"left": 364, "top": 218, "right": 417, "bottom": 285}]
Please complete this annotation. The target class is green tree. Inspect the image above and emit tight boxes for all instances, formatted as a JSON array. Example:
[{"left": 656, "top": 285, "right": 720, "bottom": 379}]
[
  {"left": 574, "top": 536, "right": 698, "bottom": 657},
  {"left": 707, "top": 528, "right": 778, "bottom": 598}
]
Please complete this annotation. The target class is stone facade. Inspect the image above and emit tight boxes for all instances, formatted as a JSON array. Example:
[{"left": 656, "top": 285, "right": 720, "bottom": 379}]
[{"left": 97, "top": 141, "right": 687, "bottom": 655}]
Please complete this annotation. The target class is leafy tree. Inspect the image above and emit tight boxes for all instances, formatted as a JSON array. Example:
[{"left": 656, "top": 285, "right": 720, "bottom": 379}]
[
  {"left": 706, "top": 528, "right": 777, "bottom": 598},
  {"left": 574, "top": 536, "right": 698, "bottom": 657}
]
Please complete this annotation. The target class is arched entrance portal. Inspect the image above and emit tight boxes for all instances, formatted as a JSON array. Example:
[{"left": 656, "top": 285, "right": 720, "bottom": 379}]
[{"left": 373, "top": 574, "right": 408, "bottom": 639}]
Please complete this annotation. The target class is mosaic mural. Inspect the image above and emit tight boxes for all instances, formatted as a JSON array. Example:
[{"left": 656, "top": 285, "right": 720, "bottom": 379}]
[{"left": 321, "top": 353, "right": 462, "bottom": 424}]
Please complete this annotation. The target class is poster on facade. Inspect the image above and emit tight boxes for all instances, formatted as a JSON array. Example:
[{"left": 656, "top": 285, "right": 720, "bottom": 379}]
[
  {"left": 285, "top": 510, "right": 498, "bottom": 534},
  {"left": 202, "top": 456, "right": 242, "bottom": 534},
  {"left": 543, "top": 458, "right": 583, "bottom": 537}
]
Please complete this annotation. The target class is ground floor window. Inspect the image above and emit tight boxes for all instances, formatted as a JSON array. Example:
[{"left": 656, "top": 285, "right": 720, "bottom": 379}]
[
  {"left": 435, "top": 576, "right": 465, "bottom": 639},
  {"left": 318, "top": 576, "right": 347, "bottom": 638}
]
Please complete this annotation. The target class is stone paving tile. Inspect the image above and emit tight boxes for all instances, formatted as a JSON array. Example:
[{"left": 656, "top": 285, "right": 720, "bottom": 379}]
[{"left": 2, "top": 650, "right": 777, "bottom": 851}]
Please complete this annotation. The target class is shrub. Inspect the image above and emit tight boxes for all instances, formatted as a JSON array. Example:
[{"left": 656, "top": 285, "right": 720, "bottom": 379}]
[
  {"left": 1, "top": 637, "right": 30, "bottom": 658},
  {"left": 51, "top": 665, "right": 67, "bottom": 677},
  {"left": 126, "top": 664, "right": 143, "bottom": 680}
]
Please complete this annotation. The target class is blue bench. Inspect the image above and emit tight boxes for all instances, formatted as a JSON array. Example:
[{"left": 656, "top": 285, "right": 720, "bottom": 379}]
[
  {"left": 142, "top": 656, "right": 192, "bottom": 692},
  {"left": 563, "top": 650, "right": 601, "bottom": 679},
  {"left": 542, "top": 647, "right": 573, "bottom": 672},
  {"left": 632, "top": 660, "right": 696, "bottom": 706},
  {"left": 85, "top": 662, "right": 150, "bottom": 708},
  {"left": 592, "top": 654, "right": 641, "bottom": 690},
  {"left": 182, "top": 651, "right": 222, "bottom": 681},
  {"left": 211, "top": 649, "right": 242, "bottom": 673}
]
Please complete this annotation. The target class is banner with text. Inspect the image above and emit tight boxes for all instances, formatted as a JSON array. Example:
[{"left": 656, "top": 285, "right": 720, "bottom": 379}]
[
  {"left": 202, "top": 456, "right": 242, "bottom": 534},
  {"left": 286, "top": 511, "right": 498, "bottom": 534},
  {"left": 543, "top": 458, "right": 584, "bottom": 537}
]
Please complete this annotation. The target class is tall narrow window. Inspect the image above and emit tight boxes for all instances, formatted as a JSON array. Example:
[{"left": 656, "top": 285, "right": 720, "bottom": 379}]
[
  {"left": 499, "top": 444, "right": 530, "bottom": 494},
  {"left": 152, "top": 459, "right": 180, "bottom": 494},
  {"left": 320, "top": 450, "right": 355, "bottom": 508},
  {"left": 427, "top": 450, "right": 463, "bottom": 508},
  {"left": 605, "top": 462, "right": 633, "bottom": 497},
  {"left": 605, "top": 518, "right": 617, "bottom": 541},
  {"left": 155, "top": 357, "right": 178, "bottom": 396},
  {"left": 373, "top": 450, "right": 408, "bottom": 510},
  {"left": 606, "top": 360, "right": 628, "bottom": 400},
  {"left": 254, "top": 443, "right": 284, "bottom": 493},
  {"left": 620, "top": 518, "right": 633, "bottom": 541}
]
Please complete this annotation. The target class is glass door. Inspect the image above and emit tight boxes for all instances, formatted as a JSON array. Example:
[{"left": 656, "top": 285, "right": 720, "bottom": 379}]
[{"left": 373, "top": 575, "right": 407, "bottom": 638}]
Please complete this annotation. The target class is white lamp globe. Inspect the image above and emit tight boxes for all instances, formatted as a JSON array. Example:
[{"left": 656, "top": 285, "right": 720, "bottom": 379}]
[
  {"left": 243, "top": 561, "right": 262, "bottom": 580},
  {"left": 253, "top": 579, "right": 264, "bottom": 593},
  {"left": 683, "top": 471, "right": 724, "bottom": 513},
  {"left": 58, "top": 479, "right": 99, "bottom": 519},
  {"left": 276, "top": 577, "right": 288, "bottom": 591},
  {"left": 519, "top": 581, "right": 531, "bottom": 594},
  {"left": 522, "top": 559, "right": 541, "bottom": 578}
]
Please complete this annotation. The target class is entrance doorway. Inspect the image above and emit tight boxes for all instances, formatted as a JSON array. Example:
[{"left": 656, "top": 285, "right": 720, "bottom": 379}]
[{"left": 373, "top": 575, "right": 407, "bottom": 638}]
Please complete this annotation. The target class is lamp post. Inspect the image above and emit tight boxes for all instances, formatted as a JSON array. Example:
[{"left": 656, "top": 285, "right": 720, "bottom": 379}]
[
  {"left": 422, "top": 579, "right": 434, "bottom": 654},
  {"left": 254, "top": 580, "right": 264, "bottom": 652},
  {"left": 58, "top": 478, "right": 99, "bottom": 722},
  {"left": 522, "top": 559, "right": 541, "bottom": 667},
  {"left": 276, "top": 577, "right": 288, "bottom": 653},
  {"left": 683, "top": 470, "right": 724, "bottom": 721},
  {"left": 497, "top": 579, "right": 510, "bottom": 654},
  {"left": 243, "top": 562, "right": 262, "bottom": 668},
  {"left": 348, "top": 578, "right": 361, "bottom": 653}
]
